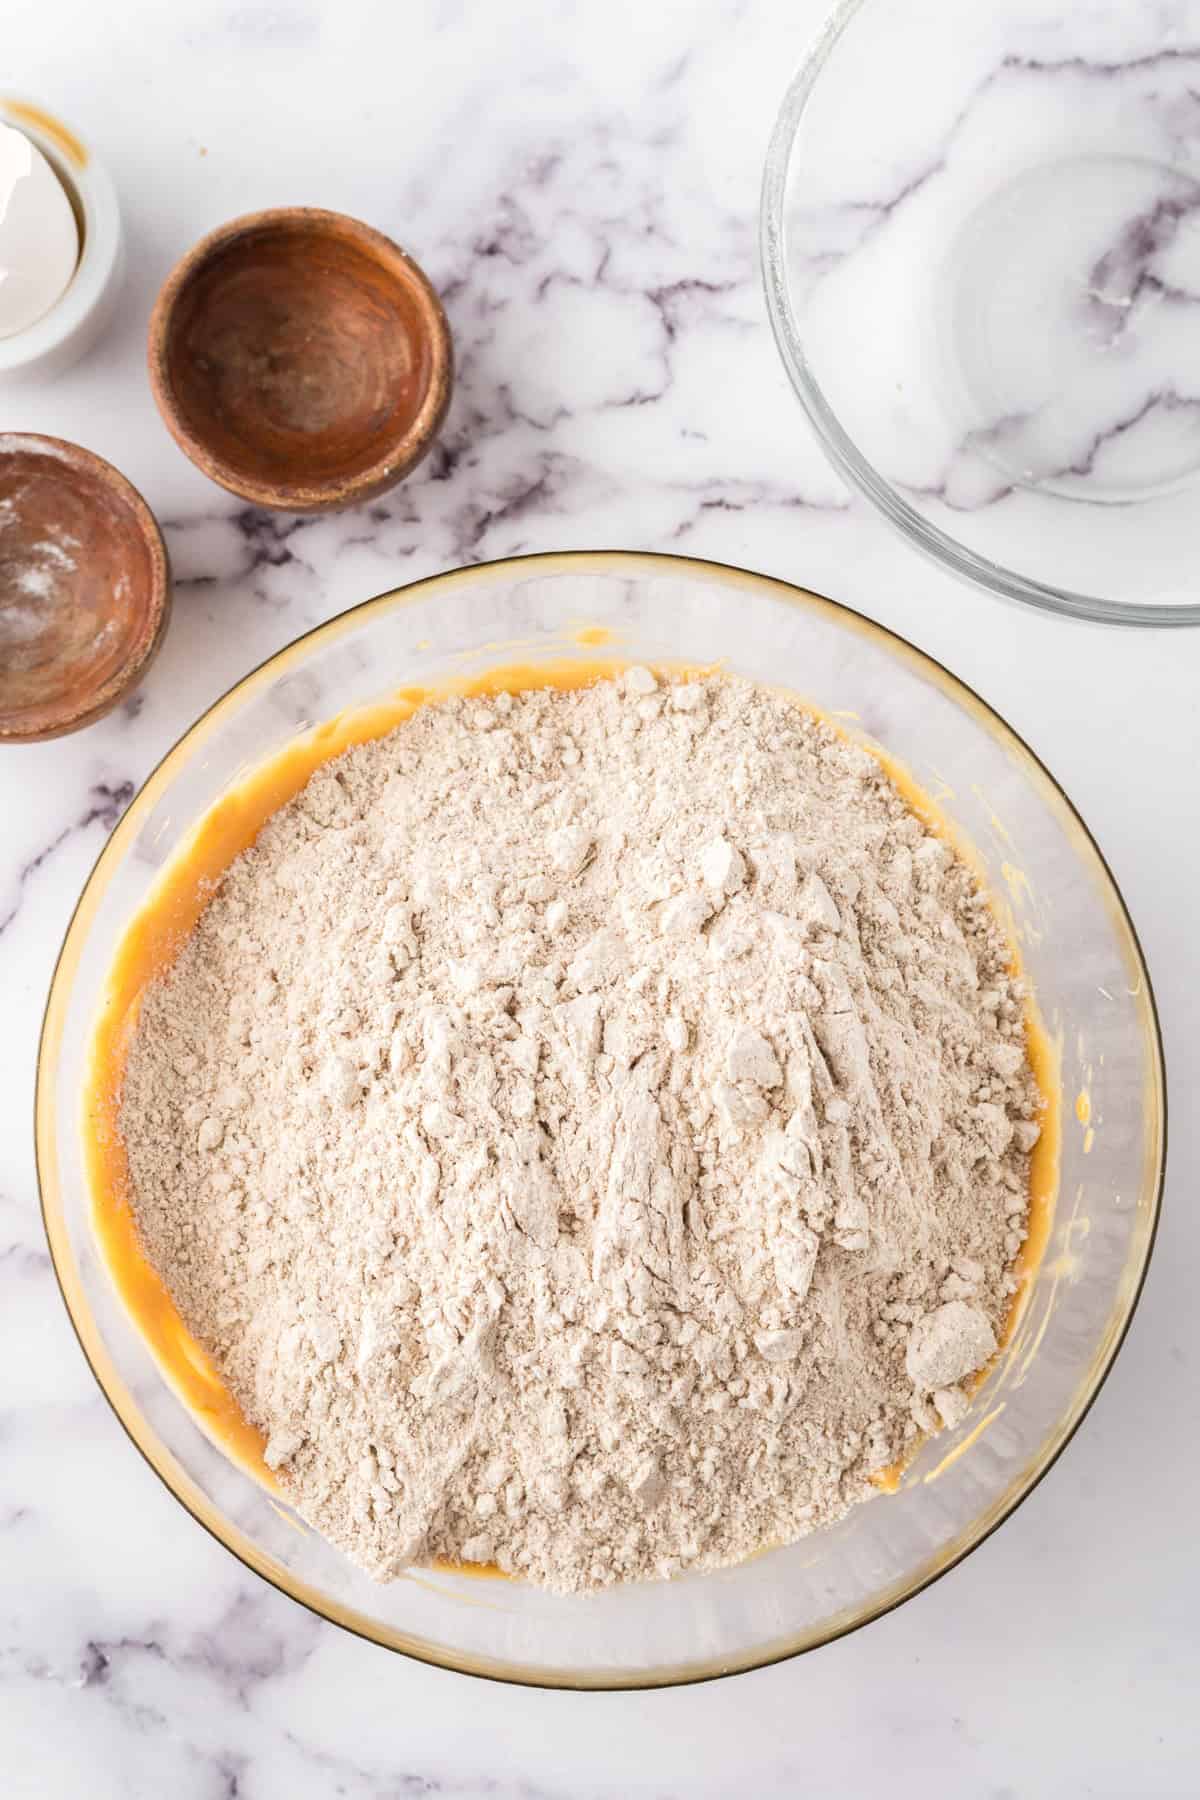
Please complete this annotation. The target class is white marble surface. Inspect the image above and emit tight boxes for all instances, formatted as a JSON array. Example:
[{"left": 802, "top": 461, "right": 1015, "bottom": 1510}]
[{"left": 1, "top": 0, "right": 1197, "bottom": 1793}]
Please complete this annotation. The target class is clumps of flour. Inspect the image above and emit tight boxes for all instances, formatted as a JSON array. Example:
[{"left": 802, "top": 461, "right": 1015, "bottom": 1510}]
[{"left": 120, "top": 671, "right": 1041, "bottom": 1593}]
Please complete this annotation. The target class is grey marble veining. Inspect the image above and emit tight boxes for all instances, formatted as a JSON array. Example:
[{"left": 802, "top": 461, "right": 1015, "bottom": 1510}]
[{"left": 1, "top": 1, "right": 1197, "bottom": 1794}]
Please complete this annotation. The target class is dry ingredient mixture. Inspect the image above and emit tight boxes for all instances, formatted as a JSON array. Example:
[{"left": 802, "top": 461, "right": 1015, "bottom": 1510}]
[{"left": 120, "top": 671, "right": 1042, "bottom": 1593}]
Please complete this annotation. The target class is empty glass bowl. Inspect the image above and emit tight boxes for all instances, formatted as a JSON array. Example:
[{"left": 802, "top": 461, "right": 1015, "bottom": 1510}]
[
  {"left": 37, "top": 554, "right": 1163, "bottom": 1686},
  {"left": 762, "top": 0, "right": 1200, "bottom": 625}
]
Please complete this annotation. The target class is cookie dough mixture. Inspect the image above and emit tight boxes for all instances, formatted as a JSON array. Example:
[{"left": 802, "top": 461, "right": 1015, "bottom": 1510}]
[{"left": 118, "top": 670, "right": 1043, "bottom": 1593}]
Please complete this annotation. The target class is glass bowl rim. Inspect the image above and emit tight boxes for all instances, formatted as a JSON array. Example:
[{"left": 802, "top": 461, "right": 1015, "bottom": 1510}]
[
  {"left": 35, "top": 548, "right": 1167, "bottom": 1688},
  {"left": 759, "top": 0, "right": 1200, "bottom": 630}
]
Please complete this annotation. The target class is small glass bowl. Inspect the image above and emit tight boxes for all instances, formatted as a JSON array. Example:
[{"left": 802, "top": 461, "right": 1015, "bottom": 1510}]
[
  {"left": 37, "top": 553, "right": 1164, "bottom": 1687},
  {"left": 762, "top": 0, "right": 1200, "bottom": 626}
]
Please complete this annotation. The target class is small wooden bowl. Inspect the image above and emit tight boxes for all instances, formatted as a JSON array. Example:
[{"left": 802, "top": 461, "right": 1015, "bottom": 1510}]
[
  {"left": 147, "top": 208, "right": 453, "bottom": 513},
  {"left": 0, "top": 434, "right": 170, "bottom": 743}
]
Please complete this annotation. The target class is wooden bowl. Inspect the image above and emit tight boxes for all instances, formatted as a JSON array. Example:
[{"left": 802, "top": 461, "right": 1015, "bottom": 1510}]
[
  {"left": 147, "top": 209, "right": 453, "bottom": 513},
  {"left": 0, "top": 434, "right": 170, "bottom": 743}
]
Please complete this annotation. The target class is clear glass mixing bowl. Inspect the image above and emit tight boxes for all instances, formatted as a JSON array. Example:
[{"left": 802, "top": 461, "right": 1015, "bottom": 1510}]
[
  {"left": 37, "top": 553, "right": 1164, "bottom": 1686},
  {"left": 762, "top": 0, "right": 1200, "bottom": 626}
]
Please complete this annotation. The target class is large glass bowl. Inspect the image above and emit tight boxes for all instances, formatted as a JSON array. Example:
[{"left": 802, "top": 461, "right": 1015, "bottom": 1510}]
[
  {"left": 36, "top": 553, "right": 1164, "bottom": 1687},
  {"left": 761, "top": 0, "right": 1200, "bottom": 626}
]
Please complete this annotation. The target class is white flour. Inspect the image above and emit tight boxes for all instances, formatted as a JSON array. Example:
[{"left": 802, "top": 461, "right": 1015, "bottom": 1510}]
[{"left": 121, "top": 671, "right": 1041, "bottom": 1592}]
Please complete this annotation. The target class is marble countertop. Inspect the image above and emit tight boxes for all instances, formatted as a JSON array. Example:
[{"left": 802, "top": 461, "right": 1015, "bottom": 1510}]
[{"left": 2, "top": 0, "right": 1196, "bottom": 1793}]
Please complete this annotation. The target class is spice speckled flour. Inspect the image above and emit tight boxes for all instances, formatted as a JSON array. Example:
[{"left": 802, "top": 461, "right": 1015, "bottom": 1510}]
[{"left": 120, "top": 671, "right": 1041, "bottom": 1592}]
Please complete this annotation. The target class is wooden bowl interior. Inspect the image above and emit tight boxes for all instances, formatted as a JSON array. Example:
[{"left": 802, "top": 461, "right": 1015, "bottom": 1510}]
[
  {"left": 0, "top": 443, "right": 164, "bottom": 740},
  {"left": 160, "top": 221, "right": 437, "bottom": 492}
]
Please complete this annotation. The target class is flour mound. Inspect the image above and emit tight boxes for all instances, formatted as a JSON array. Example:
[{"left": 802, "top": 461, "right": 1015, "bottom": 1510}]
[{"left": 121, "top": 673, "right": 1040, "bottom": 1593}]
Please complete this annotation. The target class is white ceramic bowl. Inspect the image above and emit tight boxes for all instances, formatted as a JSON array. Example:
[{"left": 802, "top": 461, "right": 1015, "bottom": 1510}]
[{"left": 0, "top": 100, "right": 123, "bottom": 382}]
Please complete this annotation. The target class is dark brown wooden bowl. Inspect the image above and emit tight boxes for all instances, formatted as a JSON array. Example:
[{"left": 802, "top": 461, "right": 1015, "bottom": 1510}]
[
  {"left": 147, "top": 208, "right": 453, "bottom": 513},
  {"left": 0, "top": 434, "right": 170, "bottom": 743}
]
